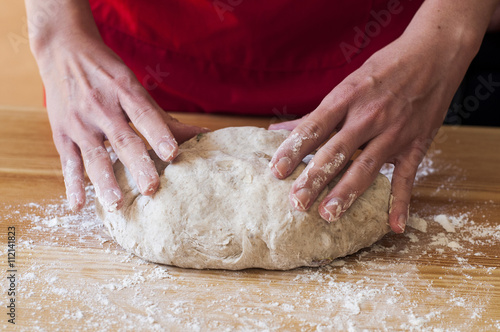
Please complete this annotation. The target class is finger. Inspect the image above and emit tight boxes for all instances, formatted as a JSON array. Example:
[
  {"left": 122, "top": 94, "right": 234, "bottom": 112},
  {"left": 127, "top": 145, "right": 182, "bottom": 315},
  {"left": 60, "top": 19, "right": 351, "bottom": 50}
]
[
  {"left": 167, "top": 120, "right": 211, "bottom": 144},
  {"left": 268, "top": 115, "right": 308, "bottom": 131},
  {"left": 54, "top": 134, "right": 86, "bottom": 211},
  {"left": 103, "top": 118, "right": 160, "bottom": 196},
  {"left": 317, "top": 137, "right": 389, "bottom": 223},
  {"left": 80, "top": 139, "right": 123, "bottom": 212},
  {"left": 288, "top": 130, "right": 357, "bottom": 211},
  {"left": 388, "top": 153, "right": 420, "bottom": 233},
  {"left": 118, "top": 83, "right": 179, "bottom": 162},
  {"left": 269, "top": 100, "right": 348, "bottom": 179}
]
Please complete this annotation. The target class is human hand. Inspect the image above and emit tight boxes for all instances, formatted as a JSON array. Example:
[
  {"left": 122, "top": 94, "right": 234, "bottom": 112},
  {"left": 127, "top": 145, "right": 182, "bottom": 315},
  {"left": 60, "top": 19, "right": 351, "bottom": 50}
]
[
  {"left": 268, "top": 0, "right": 494, "bottom": 233},
  {"left": 33, "top": 21, "right": 207, "bottom": 212}
]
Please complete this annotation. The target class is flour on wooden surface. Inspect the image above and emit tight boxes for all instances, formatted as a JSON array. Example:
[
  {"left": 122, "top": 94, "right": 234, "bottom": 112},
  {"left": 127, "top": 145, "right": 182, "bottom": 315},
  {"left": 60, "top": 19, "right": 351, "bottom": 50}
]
[{"left": 1, "top": 153, "right": 500, "bottom": 331}]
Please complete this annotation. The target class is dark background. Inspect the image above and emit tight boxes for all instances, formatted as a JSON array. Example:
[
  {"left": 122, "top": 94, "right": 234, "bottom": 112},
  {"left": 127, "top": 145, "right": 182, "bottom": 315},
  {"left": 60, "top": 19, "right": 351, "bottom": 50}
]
[{"left": 445, "top": 32, "right": 500, "bottom": 127}]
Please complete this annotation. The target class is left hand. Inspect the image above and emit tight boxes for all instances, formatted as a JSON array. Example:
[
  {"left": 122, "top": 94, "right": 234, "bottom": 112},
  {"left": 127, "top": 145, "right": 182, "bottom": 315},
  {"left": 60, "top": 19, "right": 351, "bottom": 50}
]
[{"left": 268, "top": 0, "right": 496, "bottom": 233}]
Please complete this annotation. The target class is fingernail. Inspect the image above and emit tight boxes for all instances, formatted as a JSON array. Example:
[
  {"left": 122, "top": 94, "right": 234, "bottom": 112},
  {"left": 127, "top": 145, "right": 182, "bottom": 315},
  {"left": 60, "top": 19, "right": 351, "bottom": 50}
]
[
  {"left": 388, "top": 194, "right": 395, "bottom": 214},
  {"left": 103, "top": 189, "right": 121, "bottom": 212},
  {"left": 68, "top": 193, "right": 77, "bottom": 211},
  {"left": 201, "top": 127, "right": 211, "bottom": 132},
  {"left": 138, "top": 173, "right": 155, "bottom": 195},
  {"left": 322, "top": 198, "right": 343, "bottom": 222},
  {"left": 397, "top": 214, "right": 406, "bottom": 233},
  {"left": 68, "top": 192, "right": 84, "bottom": 212},
  {"left": 272, "top": 157, "right": 291, "bottom": 177},
  {"left": 159, "top": 141, "right": 178, "bottom": 161},
  {"left": 291, "top": 188, "right": 312, "bottom": 210}
]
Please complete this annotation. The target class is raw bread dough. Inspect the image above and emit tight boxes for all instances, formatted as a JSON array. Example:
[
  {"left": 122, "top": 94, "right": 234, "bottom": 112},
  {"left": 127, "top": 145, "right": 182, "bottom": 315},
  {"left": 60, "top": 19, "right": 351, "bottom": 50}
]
[{"left": 96, "top": 127, "right": 391, "bottom": 270}]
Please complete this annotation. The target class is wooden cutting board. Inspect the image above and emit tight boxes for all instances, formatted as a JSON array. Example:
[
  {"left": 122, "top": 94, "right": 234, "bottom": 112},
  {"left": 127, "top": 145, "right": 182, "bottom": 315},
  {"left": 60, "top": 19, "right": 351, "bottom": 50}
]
[{"left": 1, "top": 107, "right": 500, "bottom": 331}]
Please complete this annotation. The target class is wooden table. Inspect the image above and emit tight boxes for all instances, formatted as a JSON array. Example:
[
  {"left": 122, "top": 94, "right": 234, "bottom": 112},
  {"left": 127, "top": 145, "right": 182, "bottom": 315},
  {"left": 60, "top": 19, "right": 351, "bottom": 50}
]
[{"left": 1, "top": 106, "right": 500, "bottom": 331}]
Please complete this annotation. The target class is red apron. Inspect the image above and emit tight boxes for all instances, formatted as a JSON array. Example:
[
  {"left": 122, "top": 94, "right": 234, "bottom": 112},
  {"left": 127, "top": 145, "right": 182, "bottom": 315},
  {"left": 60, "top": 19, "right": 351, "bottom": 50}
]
[{"left": 89, "top": 0, "right": 423, "bottom": 116}]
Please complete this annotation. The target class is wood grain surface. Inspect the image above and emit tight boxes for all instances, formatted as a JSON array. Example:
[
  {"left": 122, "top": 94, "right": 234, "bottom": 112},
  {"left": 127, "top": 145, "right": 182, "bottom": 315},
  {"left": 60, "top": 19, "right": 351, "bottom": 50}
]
[{"left": 1, "top": 107, "right": 500, "bottom": 331}]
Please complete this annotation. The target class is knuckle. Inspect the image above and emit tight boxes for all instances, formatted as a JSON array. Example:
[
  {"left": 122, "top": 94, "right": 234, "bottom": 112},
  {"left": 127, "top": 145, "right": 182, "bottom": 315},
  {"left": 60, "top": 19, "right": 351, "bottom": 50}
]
[
  {"left": 323, "top": 140, "right": 350, "bottom": 162},
  {"left": 396, "top": 176, "right": 414, "bottom": 194},
  {"left": 296, "top": 120, "right": 324, "bottom": 141},
  {"left": 51, "top": 128, "right": 77, "bottom": 154},
  {"left": 81, "top": 145, "right": 109, "bottom": 168},
  {"left": 361, "top": 74, "right": 377, "bottom": 89},
  {"left": 411, "top": 136, "right": 430, "bottom": 152},
  {"left": 130, "top": 106, "right": 155, "bottom": 124},
  {"left": 393, "top": 161, "right": 417, "bottom": 190},
  {"left": 389, "top": 121, "right": 406, "bottom": 137},
  {"left": 319, "top": 94, "right": 337, "bottom": 110},
  {"left": 346, "top": 74, "right": 377, "bottom": 93},
  {"left": 357, "top": 101, "right": 389, "bottom": 132},
  {"left": 354, "top": 154, "right": 379, "bottom": 176},
  {"left": 84, "top": 87, "right": 105, "bottom": 108},
  {"left": 114, "top": 74, "right": 137, "bottom": 92},
  {"left": 115, "top": 74, "right": 149, "bottom": 102},
  {"left": 51, "top": 129, "right": 68, "bottom": 145},
  {"left": 406, "top": 138, "right": 429, "bottom": 165},
  {"left": 410, "top": 148, "right": 427, "bottom": 166},
  {"left": 324, "top": 83, "right": 354, "bottom": 106},
  {"left": 363, "top": 103, "right": 384, "bottom": 123},
  {"left": 110, "top": 130, "right": 143, "bottom": 151}
]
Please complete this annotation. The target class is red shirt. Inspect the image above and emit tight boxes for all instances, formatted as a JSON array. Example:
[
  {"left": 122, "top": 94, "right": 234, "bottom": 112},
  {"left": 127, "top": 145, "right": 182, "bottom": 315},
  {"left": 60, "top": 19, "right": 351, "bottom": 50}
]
[{"left": 89, "top": 0, "right": 423, "bottom": 116}]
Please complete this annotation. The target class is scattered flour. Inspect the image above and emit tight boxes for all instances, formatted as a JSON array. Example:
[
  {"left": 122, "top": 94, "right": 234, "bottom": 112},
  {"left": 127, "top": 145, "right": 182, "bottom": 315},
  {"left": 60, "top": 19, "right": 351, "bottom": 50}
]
[
  {"left": 0, "top": 149, "right": 499, "bottom": 331},
  {"left": 407, "top": 215, "right": 428, "bottom": 233},
  {"left": 434, "top": 214, "right": 457, "bottom": 233},
  {"left": 380, "top": 150, "right": 440, "bottom": 182}
]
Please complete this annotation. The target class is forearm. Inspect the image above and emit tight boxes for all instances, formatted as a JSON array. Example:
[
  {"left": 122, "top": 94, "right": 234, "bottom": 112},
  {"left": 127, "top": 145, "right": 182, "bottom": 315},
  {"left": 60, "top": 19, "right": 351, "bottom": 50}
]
[
  {"left": 25, "top": 0, "right": 102, "bottom": 60},
  {"left": 403, "top": 0, "right": 500, "bottom": 66},
  {"left": 366, "top": 0, "right": 500, "bottom": 102}
]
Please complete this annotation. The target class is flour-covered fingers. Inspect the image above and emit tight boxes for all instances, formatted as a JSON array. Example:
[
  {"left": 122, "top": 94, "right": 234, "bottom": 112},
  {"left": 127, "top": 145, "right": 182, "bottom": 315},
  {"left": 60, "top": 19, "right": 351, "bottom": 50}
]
[
  {"left": 55, "top": 136, "right": 86, "bottom": 211},
  {"left": 103, "top": 118, "right": 159, "bottom": 196},
  {"left": 117, "top": 80, "right": 178, "bottom": 162},
  {"left": 270, "top": 118, "right": 336, "bottom": 179},
  {"left": 318, "top": 139, "right": 389, "bottom": 223},
  {"left": 269, "top": 96, "right": 348, "bottom": 180},
  {"left": 80, "top": 140, "right": 123, "bottom": 212},
  {"left": 288, "top": 131, "right": 356, "bottom": 211},
  {"left": 388, "top": 153, "right": 420, "bottom": 233}
]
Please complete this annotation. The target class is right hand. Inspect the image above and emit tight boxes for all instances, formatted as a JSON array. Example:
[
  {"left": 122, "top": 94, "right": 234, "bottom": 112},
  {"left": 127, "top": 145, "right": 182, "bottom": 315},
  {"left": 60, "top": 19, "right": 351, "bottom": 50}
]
[{"left": 34, "top": 25, "right": 207, "bottom": 212}]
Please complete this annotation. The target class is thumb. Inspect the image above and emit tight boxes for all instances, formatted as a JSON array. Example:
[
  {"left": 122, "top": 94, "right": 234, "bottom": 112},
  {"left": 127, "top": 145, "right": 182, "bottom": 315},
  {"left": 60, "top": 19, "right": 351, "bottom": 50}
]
[
  {"left": 268, "top": 114, "right": 308, "bottom": 131},
  {"left": 167, "top": 120, "right": 211, "bottom": 144}
]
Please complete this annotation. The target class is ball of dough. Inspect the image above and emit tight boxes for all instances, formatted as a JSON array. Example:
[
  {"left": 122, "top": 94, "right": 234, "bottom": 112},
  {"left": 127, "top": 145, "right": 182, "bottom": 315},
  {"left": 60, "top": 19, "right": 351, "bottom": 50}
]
[{"left": 96, "top": 127, "right": 391, "bottom": 270}]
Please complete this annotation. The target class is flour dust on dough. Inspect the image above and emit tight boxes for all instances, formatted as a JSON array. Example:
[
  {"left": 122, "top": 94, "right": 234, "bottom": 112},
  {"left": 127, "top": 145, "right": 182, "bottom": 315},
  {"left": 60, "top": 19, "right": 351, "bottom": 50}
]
[{"left": 96, "top": 127, "right": 391, "bottom": 270}]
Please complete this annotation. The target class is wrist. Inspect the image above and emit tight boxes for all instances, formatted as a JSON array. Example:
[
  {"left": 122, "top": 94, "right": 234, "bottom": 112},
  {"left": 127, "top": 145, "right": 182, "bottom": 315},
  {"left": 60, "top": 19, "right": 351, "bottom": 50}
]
[{"left": 26, "top": 0, "right": 102, "bottom": 61}]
